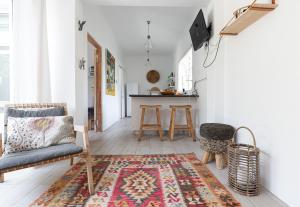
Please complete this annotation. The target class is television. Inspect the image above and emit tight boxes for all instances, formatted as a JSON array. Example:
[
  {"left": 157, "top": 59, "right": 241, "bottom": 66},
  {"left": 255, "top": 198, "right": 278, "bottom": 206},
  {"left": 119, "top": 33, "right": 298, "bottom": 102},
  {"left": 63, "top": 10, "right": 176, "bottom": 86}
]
[{"left": 189, "top": 9, "right": 210, "bottom": 51}]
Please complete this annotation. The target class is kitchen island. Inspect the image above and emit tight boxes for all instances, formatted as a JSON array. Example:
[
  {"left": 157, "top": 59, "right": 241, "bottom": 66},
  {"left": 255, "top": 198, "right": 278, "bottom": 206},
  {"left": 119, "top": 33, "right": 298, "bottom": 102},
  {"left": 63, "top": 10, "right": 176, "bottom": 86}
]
[{"left": 129, "top": 94, "right": 198, "bottom": 133}]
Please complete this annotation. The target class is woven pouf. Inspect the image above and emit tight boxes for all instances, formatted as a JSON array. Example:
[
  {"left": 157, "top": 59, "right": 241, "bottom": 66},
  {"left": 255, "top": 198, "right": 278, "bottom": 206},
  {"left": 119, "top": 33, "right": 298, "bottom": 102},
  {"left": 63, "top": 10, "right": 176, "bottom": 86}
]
[{"left": 200, "top": 123, "right": 234, "bottom": 169}]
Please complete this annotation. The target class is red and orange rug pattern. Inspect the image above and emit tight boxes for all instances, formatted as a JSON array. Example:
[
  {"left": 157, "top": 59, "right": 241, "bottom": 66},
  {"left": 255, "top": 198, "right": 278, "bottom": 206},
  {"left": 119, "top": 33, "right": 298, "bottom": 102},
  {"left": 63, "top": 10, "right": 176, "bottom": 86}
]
[{"left": 30, "top": 154, "right": 240, "bottom": 207}]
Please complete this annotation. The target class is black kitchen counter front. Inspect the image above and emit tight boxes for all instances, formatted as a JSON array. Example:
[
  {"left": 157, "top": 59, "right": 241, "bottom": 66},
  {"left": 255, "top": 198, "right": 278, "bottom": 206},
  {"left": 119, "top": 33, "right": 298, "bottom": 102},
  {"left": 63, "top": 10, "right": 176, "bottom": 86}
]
[{"left": 129, "top": 94, "right": 199, "bottom": 97}]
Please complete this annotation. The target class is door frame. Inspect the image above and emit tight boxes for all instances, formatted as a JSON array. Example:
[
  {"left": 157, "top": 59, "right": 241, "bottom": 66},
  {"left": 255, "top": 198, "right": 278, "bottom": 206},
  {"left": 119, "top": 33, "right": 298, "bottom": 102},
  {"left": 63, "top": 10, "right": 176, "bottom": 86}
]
[
  {"left": 119, "top": 66, "right": 126, "bottom": 119},
  {"left": 87, "top": 33, "right": 102, "bottom": 132}
]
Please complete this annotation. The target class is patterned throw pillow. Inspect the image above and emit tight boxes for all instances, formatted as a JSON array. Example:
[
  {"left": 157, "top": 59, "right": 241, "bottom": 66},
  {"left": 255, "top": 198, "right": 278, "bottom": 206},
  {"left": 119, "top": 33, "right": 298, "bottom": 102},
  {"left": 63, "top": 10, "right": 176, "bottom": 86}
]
[{"left": 5, "top": 116, "right": 76, "bottom": 154}]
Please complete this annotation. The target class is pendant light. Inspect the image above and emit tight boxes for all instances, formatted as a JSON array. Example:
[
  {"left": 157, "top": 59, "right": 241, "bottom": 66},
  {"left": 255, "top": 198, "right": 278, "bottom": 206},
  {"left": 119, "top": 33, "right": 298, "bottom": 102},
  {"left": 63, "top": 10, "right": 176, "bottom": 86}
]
[
  {"left": 145, "top": 20, "right": 153, "bottom": 68},
  {"left": 145, "top": 49, "right": 151, "bottom": 67},
  {"left": 145, "top": 20, "right": 152, "bottom": 50}
]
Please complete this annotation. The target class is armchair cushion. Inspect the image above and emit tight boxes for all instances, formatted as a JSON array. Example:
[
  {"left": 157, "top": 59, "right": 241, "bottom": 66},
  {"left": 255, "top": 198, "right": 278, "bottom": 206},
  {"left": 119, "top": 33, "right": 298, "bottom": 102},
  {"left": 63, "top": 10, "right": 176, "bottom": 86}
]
[
  {"left": 5, "top": 116, "right": 76, "bottom": 154},
  {"left": 3, "top": 107, "right": 65, "bottom": 144},
  {"left": 0, "top": 143, "right": 83, "bottom": 171}
]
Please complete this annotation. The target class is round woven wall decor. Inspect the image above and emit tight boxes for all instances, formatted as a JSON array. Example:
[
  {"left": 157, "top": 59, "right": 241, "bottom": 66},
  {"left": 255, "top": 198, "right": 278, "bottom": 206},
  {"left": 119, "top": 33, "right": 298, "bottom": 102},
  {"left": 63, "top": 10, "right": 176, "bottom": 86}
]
[{"left": 147, "top": 70, "right": 160, "bottom": 83}]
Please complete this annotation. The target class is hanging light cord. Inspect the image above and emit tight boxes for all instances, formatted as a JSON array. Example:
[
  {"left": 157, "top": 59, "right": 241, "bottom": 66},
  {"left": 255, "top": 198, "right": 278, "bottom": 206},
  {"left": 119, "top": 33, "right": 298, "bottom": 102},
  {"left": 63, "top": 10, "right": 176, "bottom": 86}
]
[
  {"left": 147, "top": 20, "right": 150, "bottom": 39},
  {"left": 202, "top": 0, "right": 257, "bottom": 69},
  {"left": 145, "top": 20, "right": 152, "bottom": 67},
  {"left": 146, "top": 50, "right": 150, "bottom": 63}
]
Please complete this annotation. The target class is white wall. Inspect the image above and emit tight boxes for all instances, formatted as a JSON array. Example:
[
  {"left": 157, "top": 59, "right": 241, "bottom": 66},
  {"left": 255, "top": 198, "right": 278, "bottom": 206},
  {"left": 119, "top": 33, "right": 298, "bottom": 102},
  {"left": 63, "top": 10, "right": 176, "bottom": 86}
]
[
  {"left": 223, "top": 0, "right": 300, "bottom": 206},
  {"left": 75, "top": 0, "right": 88, "bottom": 125},
  {"left": 47, "top": 0, "right": 76, "bottom": 115},
  {"left": 174, "top": 0, "right": 226, "bottom": 128},
  {"left": 75, "top": 2, "right": 123, "bottom": 130},
  {"left": 124, "top": 54, "right": 174, "bottom": 94},
  {"left": 176, "top": 0, "right": 299, "bottom": 205}
]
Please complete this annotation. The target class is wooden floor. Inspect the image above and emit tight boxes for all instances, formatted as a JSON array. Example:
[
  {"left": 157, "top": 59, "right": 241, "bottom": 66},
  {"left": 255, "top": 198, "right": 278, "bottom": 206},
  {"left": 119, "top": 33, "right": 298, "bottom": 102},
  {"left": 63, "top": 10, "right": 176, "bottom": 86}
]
[{"left": 0, "top": 118, "right": 288, "bottom": 207}]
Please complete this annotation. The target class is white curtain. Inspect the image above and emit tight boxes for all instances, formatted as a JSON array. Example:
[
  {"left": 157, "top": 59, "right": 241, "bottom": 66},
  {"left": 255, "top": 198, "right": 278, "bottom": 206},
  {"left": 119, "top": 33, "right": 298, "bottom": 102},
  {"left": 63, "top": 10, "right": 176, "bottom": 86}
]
[{"left": 11, "top": 0, "right": 51, "bottom": 103}]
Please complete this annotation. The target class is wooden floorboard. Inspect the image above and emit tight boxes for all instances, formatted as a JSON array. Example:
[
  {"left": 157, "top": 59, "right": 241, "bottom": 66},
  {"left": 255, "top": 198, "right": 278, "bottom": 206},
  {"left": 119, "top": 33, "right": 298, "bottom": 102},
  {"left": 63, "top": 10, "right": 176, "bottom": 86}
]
[{"left": 0, "top": 118, "right": 288, "bottom": 207}]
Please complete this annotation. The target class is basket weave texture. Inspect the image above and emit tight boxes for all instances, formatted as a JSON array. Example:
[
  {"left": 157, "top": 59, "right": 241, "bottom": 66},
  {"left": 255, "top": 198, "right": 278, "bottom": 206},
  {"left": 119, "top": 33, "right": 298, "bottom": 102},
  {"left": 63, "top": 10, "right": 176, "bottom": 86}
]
[{"left": 228, "top": 126, "right": 260, "bottom": 196}]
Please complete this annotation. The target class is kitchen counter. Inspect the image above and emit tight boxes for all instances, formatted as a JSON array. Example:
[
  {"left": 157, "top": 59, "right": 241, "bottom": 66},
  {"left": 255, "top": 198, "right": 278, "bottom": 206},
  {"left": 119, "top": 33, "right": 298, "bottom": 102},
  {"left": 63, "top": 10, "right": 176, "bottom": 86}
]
[
  {"left": 129, "top": 94, "right": 198, "bottom": 132},
  {"left": 129, "top": 94, "right": 199, "bottom": 97}
]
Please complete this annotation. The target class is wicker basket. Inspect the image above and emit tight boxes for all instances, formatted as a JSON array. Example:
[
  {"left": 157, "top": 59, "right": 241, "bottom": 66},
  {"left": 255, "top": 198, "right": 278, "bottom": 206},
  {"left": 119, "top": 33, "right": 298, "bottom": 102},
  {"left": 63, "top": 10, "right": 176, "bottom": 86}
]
[{"left": 228, "top": 126, "right": 260, "bottom": 196}]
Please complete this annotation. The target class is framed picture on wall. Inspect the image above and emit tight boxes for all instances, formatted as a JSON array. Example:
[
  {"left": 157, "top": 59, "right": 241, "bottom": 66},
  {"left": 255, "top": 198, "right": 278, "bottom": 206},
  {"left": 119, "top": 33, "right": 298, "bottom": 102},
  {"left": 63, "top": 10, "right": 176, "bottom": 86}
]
[{"left": 105, "top": 49, "right": 115, "bottom": 96}]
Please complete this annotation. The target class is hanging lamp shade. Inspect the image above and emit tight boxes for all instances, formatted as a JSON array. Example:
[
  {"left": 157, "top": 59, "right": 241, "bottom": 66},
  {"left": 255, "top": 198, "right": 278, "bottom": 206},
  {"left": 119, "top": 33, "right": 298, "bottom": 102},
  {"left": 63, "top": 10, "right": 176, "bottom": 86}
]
[
  {"left": 144, "top": 20, "right": 153, "bottom": 50},
  {"left": 145, "top": 39, "right": 152, "bottom": 50}
]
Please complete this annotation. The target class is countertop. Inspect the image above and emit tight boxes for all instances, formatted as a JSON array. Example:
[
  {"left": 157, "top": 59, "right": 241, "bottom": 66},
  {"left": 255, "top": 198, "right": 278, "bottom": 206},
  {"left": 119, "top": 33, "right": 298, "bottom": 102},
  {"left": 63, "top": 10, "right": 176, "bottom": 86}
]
[{"left": 129, "top": 94, "right": 199, "bottom": 97}]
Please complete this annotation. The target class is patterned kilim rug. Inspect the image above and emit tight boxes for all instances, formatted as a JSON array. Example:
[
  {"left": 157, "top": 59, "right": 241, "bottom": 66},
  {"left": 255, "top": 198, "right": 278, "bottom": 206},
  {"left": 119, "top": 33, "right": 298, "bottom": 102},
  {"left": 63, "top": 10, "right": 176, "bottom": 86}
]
[{"left": 30, "top": 153, "right": 240, "bottom": 207}]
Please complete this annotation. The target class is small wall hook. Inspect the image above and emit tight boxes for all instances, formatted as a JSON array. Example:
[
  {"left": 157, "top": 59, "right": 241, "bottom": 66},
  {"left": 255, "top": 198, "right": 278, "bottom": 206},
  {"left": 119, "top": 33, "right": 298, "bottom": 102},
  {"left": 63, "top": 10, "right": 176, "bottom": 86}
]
[
  {"left": 78, "top": 20, "right": 86, "bottom": 31},
  {"left": 79, "top": 57, "right": 86, "bottom": 70}
]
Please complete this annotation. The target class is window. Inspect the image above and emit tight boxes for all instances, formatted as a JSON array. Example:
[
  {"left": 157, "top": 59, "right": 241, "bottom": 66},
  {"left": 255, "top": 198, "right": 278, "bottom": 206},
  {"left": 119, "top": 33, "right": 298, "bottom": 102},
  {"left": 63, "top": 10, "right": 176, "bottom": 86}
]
[
  {"left": 0, "top": 0, "right": 11, "bottom": 102},
  {"left": 178, "top": 48, "right": 193, "bottom": 92}
]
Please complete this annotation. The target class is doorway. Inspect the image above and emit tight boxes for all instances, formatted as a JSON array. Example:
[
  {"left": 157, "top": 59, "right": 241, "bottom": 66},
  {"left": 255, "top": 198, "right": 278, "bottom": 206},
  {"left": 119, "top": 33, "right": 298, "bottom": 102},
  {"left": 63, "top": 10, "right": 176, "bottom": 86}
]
[{"left": 87, "top": 33, "right": 102, "bottom": 132}]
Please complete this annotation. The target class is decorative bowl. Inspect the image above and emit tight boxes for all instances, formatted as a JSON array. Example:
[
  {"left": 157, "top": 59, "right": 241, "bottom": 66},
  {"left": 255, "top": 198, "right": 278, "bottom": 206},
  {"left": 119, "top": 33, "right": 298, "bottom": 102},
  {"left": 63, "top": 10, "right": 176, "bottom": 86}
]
[{"left": 160, "top": 90, "right": 176, "bottom": 95}]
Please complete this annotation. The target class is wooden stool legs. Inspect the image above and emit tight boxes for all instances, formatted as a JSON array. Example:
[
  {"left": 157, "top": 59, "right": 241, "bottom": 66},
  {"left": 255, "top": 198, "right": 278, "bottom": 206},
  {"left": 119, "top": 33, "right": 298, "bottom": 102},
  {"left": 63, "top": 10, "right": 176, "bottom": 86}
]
[
  {"left": 186, "top": 108, "right": 196, "bottom": 141},
  {"left": 139, "top": 107, "right": 146, "bottom": 141},
  {"left": 139, "top": 105, "right": 163, "bottom": 141},
  {"left": 215, "top": 154, "right": 226, "bottom": 169},
  {"left": 169, "top": 108, "right": 176, "bottom": 140},
  {"left": 156, "top": 108, "right": 163, "bottom": 140},
  {"left": 202, "top": 151, "right": 215, "bottom": 163},
  {"left": 169, "top": 105, "right": 195, "bottom": 141},
  {"left": 202, "top": 151, "right": 227, "bottom": 169},
  {"left": 202, "top": 151, "right": 210, "bottom": 163}
]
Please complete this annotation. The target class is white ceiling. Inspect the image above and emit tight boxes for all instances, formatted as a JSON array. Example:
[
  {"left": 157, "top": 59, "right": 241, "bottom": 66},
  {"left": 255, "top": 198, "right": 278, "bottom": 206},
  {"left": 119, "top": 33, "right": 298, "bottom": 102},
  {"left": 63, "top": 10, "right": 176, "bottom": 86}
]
[
  {"left": 83, "top": 0, "right": 209, "bottom": 55},
  {"left": 100, "top": 6, "right": 200, "bottom": 55},
  {"left": 84, "top": 0, "right": 209, "bottom": 7}
]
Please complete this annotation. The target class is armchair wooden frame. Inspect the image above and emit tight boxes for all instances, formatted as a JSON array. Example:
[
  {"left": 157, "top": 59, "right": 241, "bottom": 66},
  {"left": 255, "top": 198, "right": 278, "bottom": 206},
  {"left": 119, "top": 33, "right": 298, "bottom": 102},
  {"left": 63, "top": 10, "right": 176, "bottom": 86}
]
[{"left": 0, "top": 103, "right": 94, "bottom": 194}]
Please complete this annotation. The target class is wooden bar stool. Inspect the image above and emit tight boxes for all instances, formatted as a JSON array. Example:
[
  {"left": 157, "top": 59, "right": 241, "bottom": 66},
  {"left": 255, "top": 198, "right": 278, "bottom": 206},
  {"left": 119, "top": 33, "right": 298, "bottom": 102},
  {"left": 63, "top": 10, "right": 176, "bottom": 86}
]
[
  {"left": 139, "top": 105, "right": 163, "bottom": 141},
  {"left": 169, "top": 105, "right": 196, "bottom": 141}
]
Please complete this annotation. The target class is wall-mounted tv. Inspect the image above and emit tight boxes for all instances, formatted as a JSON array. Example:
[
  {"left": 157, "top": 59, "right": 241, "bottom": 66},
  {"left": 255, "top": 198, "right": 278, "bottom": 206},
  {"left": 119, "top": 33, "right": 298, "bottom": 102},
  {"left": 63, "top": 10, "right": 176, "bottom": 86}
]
[{"left": 189, "top": 9, "right": 210, "bottom": 51}]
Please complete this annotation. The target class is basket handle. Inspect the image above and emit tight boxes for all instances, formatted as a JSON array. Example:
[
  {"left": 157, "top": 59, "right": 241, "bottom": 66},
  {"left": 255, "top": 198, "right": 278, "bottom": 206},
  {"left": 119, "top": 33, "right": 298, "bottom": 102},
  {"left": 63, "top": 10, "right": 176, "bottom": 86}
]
[{"left": 232, "top": 126, "right": 257, "bottom": 149}]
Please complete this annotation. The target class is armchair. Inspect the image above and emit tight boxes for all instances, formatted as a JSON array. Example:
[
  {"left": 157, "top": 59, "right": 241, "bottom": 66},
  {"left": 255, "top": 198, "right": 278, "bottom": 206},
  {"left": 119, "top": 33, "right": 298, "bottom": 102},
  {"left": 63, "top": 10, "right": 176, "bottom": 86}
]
[{"left": 0, "top": 103, "right": 94, "bottom": 194}]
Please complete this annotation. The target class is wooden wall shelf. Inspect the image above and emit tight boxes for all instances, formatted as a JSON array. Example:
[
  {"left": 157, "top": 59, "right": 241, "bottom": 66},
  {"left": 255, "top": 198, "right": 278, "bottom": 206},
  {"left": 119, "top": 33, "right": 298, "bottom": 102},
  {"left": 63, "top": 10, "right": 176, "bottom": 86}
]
[{"left": 220, "top": 3, "right": 278, "bottom": 36}]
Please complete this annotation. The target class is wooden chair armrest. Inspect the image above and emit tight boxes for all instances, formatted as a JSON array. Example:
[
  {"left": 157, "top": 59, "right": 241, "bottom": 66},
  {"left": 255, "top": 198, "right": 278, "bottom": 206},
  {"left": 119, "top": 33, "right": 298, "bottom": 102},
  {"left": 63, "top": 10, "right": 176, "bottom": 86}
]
[
  {"left": 74, "top": 125, "right": 90, "bottom": 153},
  {"left": 74, "top": 125, "right": 85, "bottom": 133}
]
